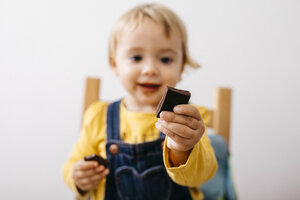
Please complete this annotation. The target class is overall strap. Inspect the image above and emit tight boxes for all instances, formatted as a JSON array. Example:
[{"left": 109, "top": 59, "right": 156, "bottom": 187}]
[{"left": 106, "top": 100, "right": 122, "bottom": 141}]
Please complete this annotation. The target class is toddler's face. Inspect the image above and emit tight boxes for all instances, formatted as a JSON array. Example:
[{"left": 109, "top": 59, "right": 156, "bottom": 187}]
[{"left": 112, "top": 19, "right": 183, "bottom": 110}]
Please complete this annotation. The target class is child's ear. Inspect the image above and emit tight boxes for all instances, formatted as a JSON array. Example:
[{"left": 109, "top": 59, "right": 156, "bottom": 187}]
[{"left": 109, "top": 57, "right": 119, "bottom": 76}]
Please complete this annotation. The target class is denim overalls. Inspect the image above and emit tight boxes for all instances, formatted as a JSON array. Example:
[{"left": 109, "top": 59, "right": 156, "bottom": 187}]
[{"left": 104, "top": 100, "right": 193, "bottom": 200}]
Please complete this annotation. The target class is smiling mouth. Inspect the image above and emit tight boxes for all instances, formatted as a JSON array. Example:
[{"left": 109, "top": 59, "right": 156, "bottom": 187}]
[
  {"left": 139, "top": 83, "right": 160, "bottom": 88},
  {"left": 138, "top": 83, "right": 161, "bottom": 92}
]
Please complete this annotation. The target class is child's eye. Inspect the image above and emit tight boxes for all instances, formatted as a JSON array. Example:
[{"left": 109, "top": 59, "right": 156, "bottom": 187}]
[
  {"left": 160, "top": 57, "right": 173, "bottom": 64},
  {"left": 130, "top": 55, "right": 142, "bottom": 62}
]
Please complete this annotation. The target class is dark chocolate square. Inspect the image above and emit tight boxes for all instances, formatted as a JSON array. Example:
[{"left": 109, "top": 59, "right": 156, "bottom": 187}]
[
  {"left": 156, "top": 86, "right": 191, "bottom": 118},
  {"left": 84, "top": 154, "right": 109, "bottom": 167}
]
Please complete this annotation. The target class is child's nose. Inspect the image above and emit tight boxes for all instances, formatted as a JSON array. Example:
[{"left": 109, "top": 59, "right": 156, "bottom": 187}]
[{"left": 141, "top": 61, "right": 159, "bottom": 76}]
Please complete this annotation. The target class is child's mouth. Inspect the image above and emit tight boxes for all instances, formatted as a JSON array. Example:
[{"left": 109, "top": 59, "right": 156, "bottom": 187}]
[{"left": 138, "top": 83, "right": 161, "bottom": 92}]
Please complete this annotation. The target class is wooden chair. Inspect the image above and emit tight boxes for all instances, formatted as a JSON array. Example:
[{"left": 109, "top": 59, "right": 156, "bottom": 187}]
[{"left": 82, "top": 77, "right": 232, "bottom": 146}]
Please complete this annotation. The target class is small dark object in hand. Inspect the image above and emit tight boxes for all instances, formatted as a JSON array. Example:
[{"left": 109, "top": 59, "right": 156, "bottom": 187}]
[
  {"left": 84, "top": 154, "right": 110, "bottom": 168},
  {"left": 156, "top": 86, "right": 191, "bottom": 118}
]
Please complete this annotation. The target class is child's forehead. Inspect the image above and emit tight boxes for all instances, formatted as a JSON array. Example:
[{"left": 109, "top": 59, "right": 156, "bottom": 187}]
[
  {"left": 117, "top": 19, "right": 182, "bottom": 48},
  {"left": 120, "top": 17, "right": 179, "bottom": 39}
]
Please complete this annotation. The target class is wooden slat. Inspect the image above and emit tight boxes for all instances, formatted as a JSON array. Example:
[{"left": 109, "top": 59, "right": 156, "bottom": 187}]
[
  {"left": 206, "top": 109, "right": 214, "bottom": 128},
  {"left": 212, "top": 88, "right": 232, "bottom": 146},
  {"left": 83, "top": 77, "right": 100, "bottom": 113}
]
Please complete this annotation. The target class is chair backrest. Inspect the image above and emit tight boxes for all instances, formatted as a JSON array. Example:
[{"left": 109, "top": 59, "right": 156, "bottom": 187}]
[{"left": 82, "top": 77, "right": 232, "bottom": 146}]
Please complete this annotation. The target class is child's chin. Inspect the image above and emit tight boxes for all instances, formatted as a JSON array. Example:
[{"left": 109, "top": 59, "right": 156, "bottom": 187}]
[{"left": 139, "top": 96, "right": 161, "bottom": 106}]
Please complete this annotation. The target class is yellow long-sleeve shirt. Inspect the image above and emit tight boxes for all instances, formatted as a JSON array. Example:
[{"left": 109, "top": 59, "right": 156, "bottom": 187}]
[{"left": 62, "top": 100, "right": 217, "bottom": 200}]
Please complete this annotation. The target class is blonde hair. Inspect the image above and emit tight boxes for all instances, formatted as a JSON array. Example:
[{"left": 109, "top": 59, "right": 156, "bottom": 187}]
[{"left": 108, "top": 3, "right": 200, "bottom": 69}]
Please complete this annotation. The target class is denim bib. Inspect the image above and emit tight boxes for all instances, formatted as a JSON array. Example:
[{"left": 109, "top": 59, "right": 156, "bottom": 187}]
[{"left": 104, "top": 100, "right": 192, "bottom": 200}]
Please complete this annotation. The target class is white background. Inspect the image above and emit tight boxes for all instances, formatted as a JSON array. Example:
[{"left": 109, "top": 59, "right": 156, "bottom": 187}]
[{"left": 0, "top": 0, "right": 299, "bottom": 199}]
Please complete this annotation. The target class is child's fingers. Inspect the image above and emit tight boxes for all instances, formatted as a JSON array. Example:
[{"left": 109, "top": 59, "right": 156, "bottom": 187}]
[
  {"left": 95, "top": 165, "right": 107, "bottom": 173},
  {"left": 76, "top": 177, "right": 99, "bottom": 191},
  {"left": 74, "top": 160, "right": 98, "bottom": 171},
  {"left": 87, "top": 168, "right": 110, "bottom": 184},
  {"left": 173, "top": 104, "right": 201, "bottom": 120},
  {"left": 75, "top": 168, "right": 110, "bottom": 191},
  {"left": 157, "top": 119, "right": 192, "bottom": 138},
  {"left": 159, "top": 127, "right": 194, "bottom": 152},
  {"left": 156, "top": 121, "right": 191, "bottom": 142},
  {"left": 160, "top": 111, "right": 200, "bottom": 130},
  {"left": 75, "top": 165, "right": 105, "bottom": 179}
]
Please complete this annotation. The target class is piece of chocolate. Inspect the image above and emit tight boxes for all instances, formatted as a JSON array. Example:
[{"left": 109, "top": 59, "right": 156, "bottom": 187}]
[
  {"left": 84, "top": 154, "right": 109, "bottom": 167},
  {"left": 156, "top": 86, "right": 191, "bottom": 118}
]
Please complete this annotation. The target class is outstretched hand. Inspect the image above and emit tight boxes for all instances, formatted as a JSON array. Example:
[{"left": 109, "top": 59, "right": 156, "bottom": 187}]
[{"left": 155, "top": 104, "right": 205, "bottom": 164}]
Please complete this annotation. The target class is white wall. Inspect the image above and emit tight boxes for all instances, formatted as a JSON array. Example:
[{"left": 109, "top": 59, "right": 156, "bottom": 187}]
[{"left": 0, "top": 0, "right": 299, "bottom": 199}]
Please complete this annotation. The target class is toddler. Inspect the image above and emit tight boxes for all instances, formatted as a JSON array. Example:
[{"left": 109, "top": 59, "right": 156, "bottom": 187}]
[{"left": 62, "top": 3, "right": 217, "bottom": 200}]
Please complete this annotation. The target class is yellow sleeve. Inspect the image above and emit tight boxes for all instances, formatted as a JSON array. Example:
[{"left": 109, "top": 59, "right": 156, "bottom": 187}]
[
  {"left": 61, "top": 101, "right": 108, "bottom": 198},
  {"left": 163, "top": 106, "right": 218, "bottom": 187}
]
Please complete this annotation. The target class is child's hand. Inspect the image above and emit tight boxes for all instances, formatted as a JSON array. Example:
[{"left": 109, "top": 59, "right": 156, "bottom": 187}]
[
  {"left": 156, "top": 104, "right": 205, "bottom": 152},
  {"left": 72, "top": 160, "right": 109, "bottom": 193}
]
